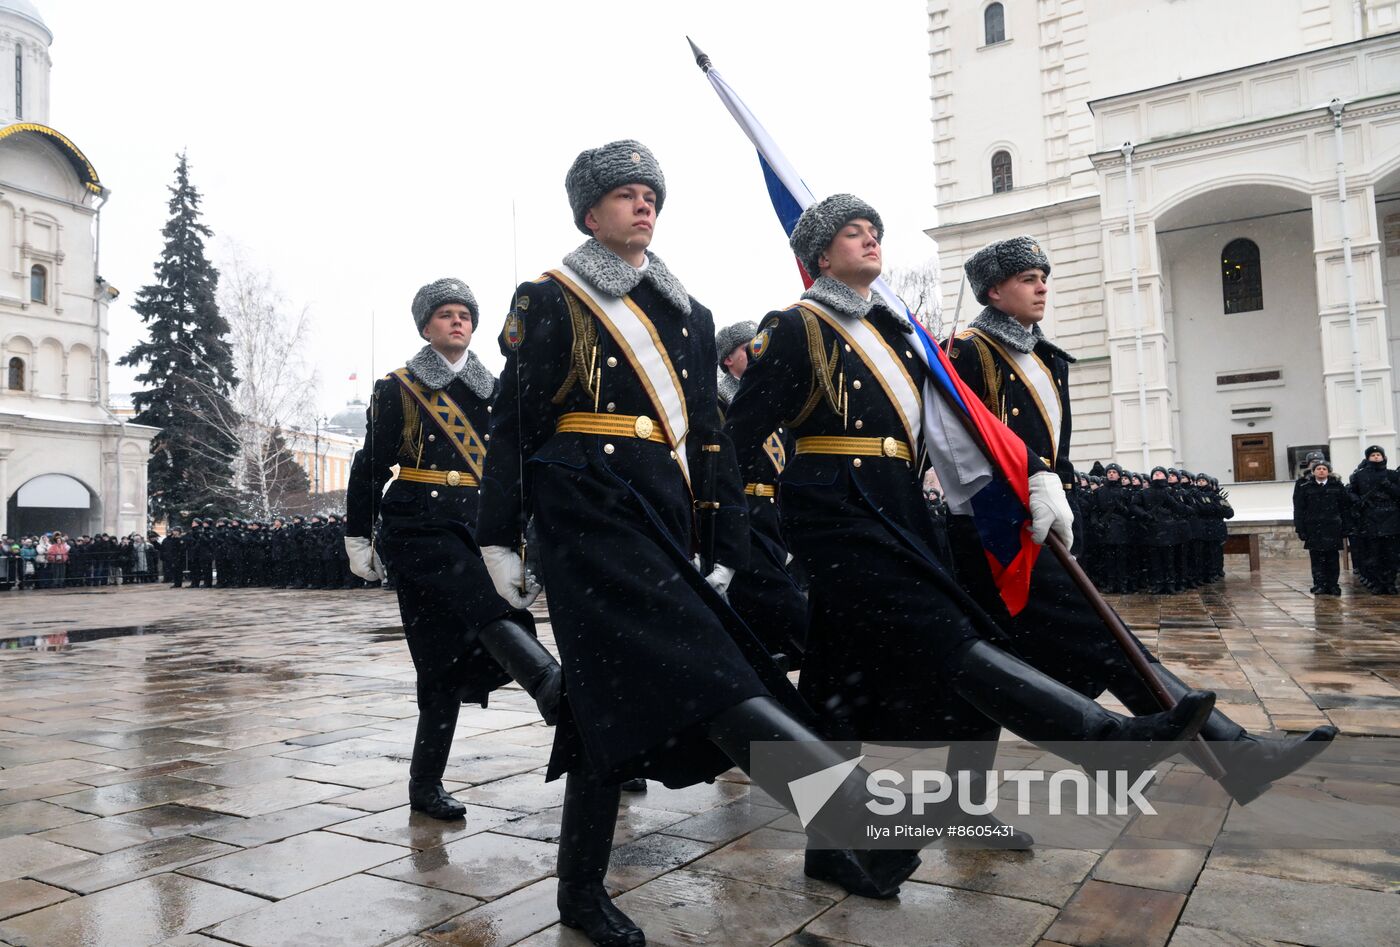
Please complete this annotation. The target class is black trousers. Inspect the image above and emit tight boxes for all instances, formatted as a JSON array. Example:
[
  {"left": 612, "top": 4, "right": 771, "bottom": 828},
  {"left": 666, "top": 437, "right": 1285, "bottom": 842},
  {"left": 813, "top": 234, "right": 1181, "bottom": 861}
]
[{"left": 1309, "top": 549, "right": 1340, "bottom": 591}]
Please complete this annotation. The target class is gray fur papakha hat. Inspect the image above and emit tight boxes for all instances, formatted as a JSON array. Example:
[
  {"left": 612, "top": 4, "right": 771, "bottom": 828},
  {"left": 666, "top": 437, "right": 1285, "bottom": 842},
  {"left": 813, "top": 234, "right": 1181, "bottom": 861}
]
[
  {"left": 715, "top": 320, "right": 758, "bottom": 367},
  {"left": 789, "top": 194, "right": 884, "bottom": 279},
  {"left": 565, "top": 139, "right": 666, "bottom": 235},
  {"left": 964, "top": 235, "right": 1051, "bottom": 305},
  {"left": 412, "top": 278, "right": 478, "bottom": 333}
]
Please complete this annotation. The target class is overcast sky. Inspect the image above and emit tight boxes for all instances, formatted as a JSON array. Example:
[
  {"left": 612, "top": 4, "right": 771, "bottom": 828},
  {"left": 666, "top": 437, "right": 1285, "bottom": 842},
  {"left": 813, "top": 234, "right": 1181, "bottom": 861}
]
[{"left": 48, "top": 1, "right": 936, "bottom": 417}]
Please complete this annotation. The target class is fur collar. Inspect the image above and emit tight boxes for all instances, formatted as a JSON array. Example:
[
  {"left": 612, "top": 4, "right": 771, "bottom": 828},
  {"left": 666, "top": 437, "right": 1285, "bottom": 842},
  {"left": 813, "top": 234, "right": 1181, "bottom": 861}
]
[
  {"left": 562, "top": 238, "right": 692, "bottom": 316},
  {"left": 802, "top": 275, "right": 877, "bottom": 319},
  {"left": 969, "top": 306, "right": 1076, "bottom": 363},
  {"left": 406, "top": 344, "right": 496, "bottom": 399},
  {"left": 717, "top": 368, "right": 740, "bottom": 407}
]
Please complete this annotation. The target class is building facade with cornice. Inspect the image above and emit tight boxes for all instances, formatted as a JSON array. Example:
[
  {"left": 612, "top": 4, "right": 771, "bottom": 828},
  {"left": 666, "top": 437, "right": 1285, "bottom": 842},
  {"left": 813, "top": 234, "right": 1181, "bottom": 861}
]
[
  {"left": 0, "top": 0, "right": 155, "bottom": 537},
  {"left": 927, "top": 0, "right": 1400, "bottom": 517}
]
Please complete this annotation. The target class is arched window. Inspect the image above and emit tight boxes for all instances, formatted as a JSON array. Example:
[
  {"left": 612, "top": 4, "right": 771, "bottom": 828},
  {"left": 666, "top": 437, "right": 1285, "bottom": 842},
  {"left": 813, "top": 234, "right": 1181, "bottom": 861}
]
[
  {"left": 991, "top": 150, "right": 1013, "bottom": 193},
  {"left": 29, "top": 264, "right": 45, "bottom": 303},
  {"left": 1221, "top": 238, "right": 1263, "bottom": 314},
  {"left": 985, "top": 3, "right": 1006, "bottom": 45},
  {"left": 7, "top": 356, "right": 24, "bottom": 390}
]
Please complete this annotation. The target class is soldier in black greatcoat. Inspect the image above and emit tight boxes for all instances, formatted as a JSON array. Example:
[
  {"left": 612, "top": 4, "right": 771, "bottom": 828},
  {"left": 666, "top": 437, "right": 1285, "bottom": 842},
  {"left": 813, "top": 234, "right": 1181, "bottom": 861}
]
[
  {"left": 478, "top": 148, "right": 929, "bottom": 945},
  {"left": 1349, "top": 445, "right": 1400, "bottom": 594},
  {"left": 715, "top": 318, "right": 807, "bottom": 670},
  {"left": 1090, "top": 464, "right": 1138, "bottom": 593},
  {"left": 162, "top": 527, "right": 186, "bottom": 588},
  {"left": 346, "top": 278, "right": 563, "bottom": 824},
  {"left": 1295, "top": 461, "right": 1352, "bottom": 595},
  {"left": 949, "top": 236, "right": 1335, "bottom": 803}
]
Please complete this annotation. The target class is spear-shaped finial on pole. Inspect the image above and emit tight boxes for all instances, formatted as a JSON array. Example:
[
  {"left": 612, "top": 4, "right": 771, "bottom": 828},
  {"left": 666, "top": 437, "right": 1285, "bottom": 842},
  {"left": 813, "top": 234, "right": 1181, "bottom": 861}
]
[{"left": 687, "top": 36, "right": 712, "bottom": 74}]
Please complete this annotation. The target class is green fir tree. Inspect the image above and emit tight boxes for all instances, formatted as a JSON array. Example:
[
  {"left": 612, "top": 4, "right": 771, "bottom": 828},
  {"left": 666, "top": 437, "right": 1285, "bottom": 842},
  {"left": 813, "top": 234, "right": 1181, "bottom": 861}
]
[{"left": 118, "top": 153, "right": 239, "bottom": 523}]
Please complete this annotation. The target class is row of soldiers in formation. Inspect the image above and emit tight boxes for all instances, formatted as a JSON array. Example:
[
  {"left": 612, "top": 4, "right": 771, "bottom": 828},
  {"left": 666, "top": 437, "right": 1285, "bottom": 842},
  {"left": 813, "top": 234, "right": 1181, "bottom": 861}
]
[
  {"left": 340, "top": 138, "right": 1337, "bottom": 947},
  {"left": 1072, "top": 464, "right": 1234, "bottom": 595},
  {"left": 158, "top": 514, "right": 370, "bottom": 590}
]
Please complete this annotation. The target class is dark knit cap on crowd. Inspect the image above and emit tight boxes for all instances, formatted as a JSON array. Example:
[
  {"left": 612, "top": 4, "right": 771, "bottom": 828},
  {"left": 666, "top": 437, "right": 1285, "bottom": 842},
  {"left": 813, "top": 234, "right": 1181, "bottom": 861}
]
[
  {"left": 964, "top": 235, "right": 1052, "bottom": 304},
  {"left": 565, "top": 139, "right": 667, "bottom": 235},
  {"left": 788, "top": 193, "right": 884, "bottom": 279},
  {"left": 412, "top": 279, "right": 478, "bottom": 333}
]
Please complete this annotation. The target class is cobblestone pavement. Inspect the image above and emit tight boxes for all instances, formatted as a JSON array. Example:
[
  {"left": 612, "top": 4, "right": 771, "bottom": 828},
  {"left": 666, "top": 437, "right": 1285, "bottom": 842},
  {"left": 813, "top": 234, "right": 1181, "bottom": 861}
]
[{"left": 0, "top": 561, "right": 1397, "bottom": 946}]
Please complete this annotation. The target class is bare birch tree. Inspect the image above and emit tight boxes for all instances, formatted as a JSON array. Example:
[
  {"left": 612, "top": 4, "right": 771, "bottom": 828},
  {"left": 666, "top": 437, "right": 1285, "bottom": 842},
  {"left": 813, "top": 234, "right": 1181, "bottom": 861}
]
[
  {"left": 214, "top": 244, "right": 320, "bottom": 520},
  {"left": 885, "top": 257, "right": 944, "bottom": 338}
]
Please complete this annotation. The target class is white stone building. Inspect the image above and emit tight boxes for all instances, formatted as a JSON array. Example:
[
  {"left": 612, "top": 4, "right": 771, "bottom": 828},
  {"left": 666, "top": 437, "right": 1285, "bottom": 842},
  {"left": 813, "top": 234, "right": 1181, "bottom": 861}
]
[
  {"left": 0, "top": 0, "right": 154, "bottom": 537},
  {"left": 927, "top": 0, "right": 1400, "bottom": 517}
]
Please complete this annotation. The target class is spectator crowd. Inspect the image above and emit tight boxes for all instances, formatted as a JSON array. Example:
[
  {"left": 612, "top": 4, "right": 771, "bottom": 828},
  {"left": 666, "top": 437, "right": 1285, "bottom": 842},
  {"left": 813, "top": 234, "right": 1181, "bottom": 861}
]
[{"left": 1, "top": 513, "right": 387, "bottom": 592}]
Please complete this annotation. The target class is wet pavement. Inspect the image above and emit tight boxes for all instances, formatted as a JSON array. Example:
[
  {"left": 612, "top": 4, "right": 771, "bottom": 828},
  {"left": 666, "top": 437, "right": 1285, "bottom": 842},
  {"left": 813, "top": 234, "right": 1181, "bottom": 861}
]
[{"left": 0, "top": 561, "right": 1397, "bottom": 946}]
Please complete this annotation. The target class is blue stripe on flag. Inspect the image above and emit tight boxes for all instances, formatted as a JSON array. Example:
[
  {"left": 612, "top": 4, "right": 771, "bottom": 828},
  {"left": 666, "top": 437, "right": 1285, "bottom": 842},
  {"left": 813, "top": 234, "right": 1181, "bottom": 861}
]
[
  {"left": 970, "top": 480, "right": 1027, "bottom": 566},
  {"left": 759, "top": 153, "right": 805, "bottom": 237}
]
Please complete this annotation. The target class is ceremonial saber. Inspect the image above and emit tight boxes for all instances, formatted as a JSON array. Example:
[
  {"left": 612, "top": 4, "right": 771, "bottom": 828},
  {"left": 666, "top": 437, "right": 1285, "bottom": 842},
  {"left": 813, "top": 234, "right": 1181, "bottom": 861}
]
[{"left": 944, "top": 275, "right": 966, "bottom": 357}]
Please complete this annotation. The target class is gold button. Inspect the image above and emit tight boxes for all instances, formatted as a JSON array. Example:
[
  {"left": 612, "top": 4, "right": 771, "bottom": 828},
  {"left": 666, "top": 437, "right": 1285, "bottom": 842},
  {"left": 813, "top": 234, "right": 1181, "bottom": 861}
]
[
  {"left": 446, "top": 470, "right": 461, "bottom": 487},
  {"left": 634, "top": 416, "right": 654, "bottom": 439},
  {"left": 853, "top": 458, "right": 863, "bottom": 468},
  {"left": 682, "top": 369, "right": 689, "bottom": 379},
  {"left": 852, "top": 380, "right": 862, "bottom": 390},
  {"left": 487, "top": 405, "right": 492, "bottom": 413},
  {"left": 881, "top": 437, "right": 898, "bottom": 458},
  {"left": 603, "top": 443, "right": 615, "bottom": 455},
  {"left": 430, "top": 490, "right": 439, "bottom": 498},
  {"left": 669, "top": 450, "right": 677, "bottom": 460},
  {"left": 429, "top": 464, "right": 437, "bottom": 470},
  {"left": 1011, "top": 407, "right": 1020, "bottom": 416},
  {"left": 844, "top": 344, "right": 852, "bottom": 352},
  {"left": 484, "top": 433, "right": 490, "bottom": 441},
  {"left": 606, "top": 402, "right": 616, "bottom": 412},
  {"left": 905, "top": 350, "right": 913, "bottom": 358},
  {"left": 607, "top": 356, "right": 618, "bottom": 368},
  {"left": 777, "top": 427, "right": 784, "bottom": 434},
  {"left": 1009, "top": 373, "right": 1016, "bottom": 381},
  {"left": 854, "top": 419, "right": 864, "bottom": 430},
  {"left": 682, "top": 327, "right": 689, "bottom": 337},
  {"left": 428, "top": 434, "right": 436, "bottom": 441}
]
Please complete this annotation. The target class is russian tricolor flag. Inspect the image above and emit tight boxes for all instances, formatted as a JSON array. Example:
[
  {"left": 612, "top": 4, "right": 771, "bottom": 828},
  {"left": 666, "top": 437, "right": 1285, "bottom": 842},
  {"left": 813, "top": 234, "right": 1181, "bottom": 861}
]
[{"left": 695, "top": 43, "right": 1040, "bottom": 615}]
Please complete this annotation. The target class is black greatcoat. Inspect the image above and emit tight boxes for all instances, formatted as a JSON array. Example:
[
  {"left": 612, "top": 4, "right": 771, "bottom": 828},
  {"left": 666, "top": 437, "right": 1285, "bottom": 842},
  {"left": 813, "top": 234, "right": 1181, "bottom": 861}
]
[
  {"left": 347, "top": 360, "right": 527, "bottom": 703},
  {"left": 948, "top": 311, "right": 1149, "bottom": 697},
  {"left": 1295, "top": 477, "right": 1352, "bottom": 550},
  {"left": 477, "top": 270, "right": 803, "bottom": 788},
  {"left": 724, "top": 298, "right": 1045, "bottom": 742},
  {"left": 718, "top": 390, "right": 808, "bottom": 669}
]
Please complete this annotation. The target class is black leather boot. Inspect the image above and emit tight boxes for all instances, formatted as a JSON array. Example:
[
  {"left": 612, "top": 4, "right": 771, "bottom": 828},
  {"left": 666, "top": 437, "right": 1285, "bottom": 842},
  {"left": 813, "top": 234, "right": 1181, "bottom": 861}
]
[
  {"left": 556, "top": 774, "right": 643, "bottom": 947},
  {"left": 1117, "top": 665, "right": 1338, "bottom": 805},
  {"left": 704, "top": 697, "right": 921, "bottom": 900},
  {"left": 619, "top": 778, "right": 647, "bottom": 793},
  {"left": 949, "top": 639, "right": 1215, "bottom": 771},
  {"left": 479, "top": 618, "right": 562, "bottom": 725},
  {"left": 408, "top": 692, "right": 466, "bottom": 820},
  {"left": 945, "top": 733, "right": 1034, "bottom": 850}
]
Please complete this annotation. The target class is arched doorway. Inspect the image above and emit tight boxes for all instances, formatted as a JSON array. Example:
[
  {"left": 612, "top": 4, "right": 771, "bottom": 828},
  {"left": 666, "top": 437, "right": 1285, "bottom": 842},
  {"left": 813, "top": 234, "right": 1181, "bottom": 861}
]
[
  {"left": 6, "top": 474, "right": 96, "bottom": 537},
  {"left": 1155, "top": 183, "right": 1325, "bottom": 482}
]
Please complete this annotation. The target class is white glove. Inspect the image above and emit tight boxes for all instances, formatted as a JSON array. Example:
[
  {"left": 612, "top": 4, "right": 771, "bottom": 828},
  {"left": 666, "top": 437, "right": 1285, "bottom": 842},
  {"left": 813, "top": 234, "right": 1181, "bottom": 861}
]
[
  {"left": 691, "top": 554, "right": 736, "bottom": 599},
  {"left": 1028, "top": 470, "right": 1075, "bottom": 547},
  {"left": 482, "top": 545, "right": 541, "bottom": 609},
  {"left": 705, "top": 563, "right": 736, "bottom": 598},
  {"left": 344, "top": 536, "right": 381, "bottom": 582}
]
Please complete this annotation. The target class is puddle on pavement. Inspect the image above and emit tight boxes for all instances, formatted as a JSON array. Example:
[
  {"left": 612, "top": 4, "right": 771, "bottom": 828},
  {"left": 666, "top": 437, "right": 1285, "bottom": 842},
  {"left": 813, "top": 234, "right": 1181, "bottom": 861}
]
[
  {"left": 0, "top": 624, "right": 172, "bottom": 651},
  {"left": 364, "top": 625, "right": 406, "bottom": 642}
]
